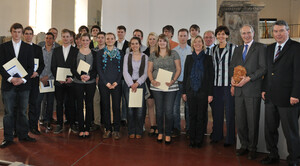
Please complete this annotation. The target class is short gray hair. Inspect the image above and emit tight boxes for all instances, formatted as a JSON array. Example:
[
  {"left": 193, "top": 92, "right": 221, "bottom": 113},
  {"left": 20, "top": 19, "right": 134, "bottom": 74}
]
[
  {"left": 240, "top": 24, "right": 254, "bottom": 33},
  {"left": 273, "top": 20, "right": 290, "bottom": 31}
]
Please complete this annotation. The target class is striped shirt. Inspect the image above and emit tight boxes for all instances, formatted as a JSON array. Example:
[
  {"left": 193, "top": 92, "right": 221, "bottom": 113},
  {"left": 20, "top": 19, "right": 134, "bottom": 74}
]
[
  {"left": 211, "top": 43, "right": 236, "bottom": 86},
  {"left": 148, "top": 50, "right": 180, "bottom": 92}
]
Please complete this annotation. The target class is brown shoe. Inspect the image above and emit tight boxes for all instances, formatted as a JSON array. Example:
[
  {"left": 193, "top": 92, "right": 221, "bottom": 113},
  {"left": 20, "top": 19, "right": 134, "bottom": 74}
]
[
  {"left": 113, "top": 132, "right": 121, "bottom": 140},
  {"left": 135, "top": 135, "right": 142, "bottom": 139},
  {"left": 236, "top": 148, "right": 248, "bottom": 156},
  {"left": 102, "top": 130, "right": 111, "bottom": 139},
  {"left": 129, "top": 134, "right": 135, "bottom": 139}
]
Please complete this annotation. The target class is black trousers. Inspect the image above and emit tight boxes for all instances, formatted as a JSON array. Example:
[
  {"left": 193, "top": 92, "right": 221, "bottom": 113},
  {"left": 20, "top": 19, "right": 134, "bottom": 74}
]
[
  {"left": 187, "top": 93, "right": 208, "bottom": 144},
  {"left": 98, "top": 82, "right": 121, "bottom": 132},
  {"left": 55, "top": 83, "right": 76, "bottom": 126},
  {"left": 75, "top": 83, "right": 96, "bottom": 132},
  {"left": 28, "top": 78, "right": 40, "bottom": 129},
  {"left": 265, "top": 101, "right": 300, "bottom": 164}
]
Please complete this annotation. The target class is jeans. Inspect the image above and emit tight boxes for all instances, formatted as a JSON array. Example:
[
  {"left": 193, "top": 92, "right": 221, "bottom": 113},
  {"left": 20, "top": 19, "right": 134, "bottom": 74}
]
[
  {"left": 2, "top": 87, "right": 30, "bottom": 141},
  {"left": 37, "top": 92, "right": 55, "bottom": 123},
  {"left": 98, "top": 82, "right": 121, "bottom": 132},
  {"left": 152, "top": 90, "right": 177, "bottom": 136},
  {"left": 124, "top": 84, "right": 145, "bottom": 135},
  {"left": 173, "top": 83, "right": 189, "bottom": 131}
]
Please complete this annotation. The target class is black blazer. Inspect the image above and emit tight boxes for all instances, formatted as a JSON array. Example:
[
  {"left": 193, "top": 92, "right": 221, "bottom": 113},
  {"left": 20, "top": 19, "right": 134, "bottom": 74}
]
[
  {"left": 32, "top": 43, "right": 45, "bottom": 76},
  {"left": 70, "top": 50, "right": 97, "bottom": 81},
  {"left": 230, "top": 41, "right": 267, "bottom": 97},
  {"left": 182, "top": 53, "right": 214, "bottom": 96},
  {"left": 114, "top": 40, "right": 129, "bottom": 55},
  {"left": 0, "top": 41, "right": 34, "bottom": 91},
  {"left": 262, "top": 39, "right": 300, "bottom": 107},
  {"left": 51, "top": 45, "right": 79, "bottom": 86}
]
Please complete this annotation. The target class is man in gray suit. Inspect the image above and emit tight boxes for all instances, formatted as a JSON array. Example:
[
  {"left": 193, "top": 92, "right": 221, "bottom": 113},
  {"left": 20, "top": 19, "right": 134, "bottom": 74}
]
[{"left": 230, "top": 24, "right": 267, "bottom": 160}]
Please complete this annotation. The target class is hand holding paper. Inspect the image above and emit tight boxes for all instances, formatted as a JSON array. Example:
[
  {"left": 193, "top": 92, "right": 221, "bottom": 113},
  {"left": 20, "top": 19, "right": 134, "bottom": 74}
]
[
  {"left": 3, "top": 58, "right": 28, "bottom": 78},
  {"left": 129, "top": 88, "right": 143, "bottom": 108},
  {"left": 77, "top": 60, "right": 90, "bottom": 75},
  {"left": 155, "top": 68, "right": 173, "bottom": 91},
  {"left": 56, "top": 67, "right": 72, "bottom": 81}
]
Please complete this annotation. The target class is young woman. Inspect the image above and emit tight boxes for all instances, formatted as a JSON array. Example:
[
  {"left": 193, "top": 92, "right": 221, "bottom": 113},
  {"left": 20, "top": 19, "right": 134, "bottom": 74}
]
[
  {"left": 182, "top": 36, "right": 214, "bottom": 148},
  {"left": 210, "top": 26, "right": 236, "bottom": 146},
  {"left": 143, "top": 32, "right": 158, "bottom": 136},
  {"left": 96, "top": 32, "right": 123, "bottom": 140},
  {"left": 123, "top": 37, "right": 148, "bottom": 138},
  {"left": 71, "top": 33, "right": 97, "bottom": 138},
  {"left": 148, "top": 34, "right": 181, "bottom": 144}
]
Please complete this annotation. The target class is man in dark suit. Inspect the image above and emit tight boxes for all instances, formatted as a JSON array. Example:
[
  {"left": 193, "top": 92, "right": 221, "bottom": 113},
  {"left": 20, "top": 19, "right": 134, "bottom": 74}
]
[
  {"left": 0, "top": 23, "right": 36, "bottom": 148},
  {"left": 23, "top": 26, "right": 45, "bottom": 135},
  {"left": 51, "top": 29, "right": 78, "bottom": 134},
  {"left": 261, "top": 20, "right": 300, "bottom": 166},
  {"left": 230, "top": 24, "right": 267, "bottom": 160}
]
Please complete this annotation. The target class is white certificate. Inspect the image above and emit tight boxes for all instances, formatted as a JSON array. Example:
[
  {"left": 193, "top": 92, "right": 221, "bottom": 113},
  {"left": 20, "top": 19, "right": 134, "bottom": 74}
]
[
  {"left": 34, "top": 58, "right": 39, "bottom": 72},
  {"left": 129, "top": 88, "right": 143, "bottom": 108},
  {"left": 3, "top": 57, "right": 28, "bottom": 77},
  {"left": 39, "top": 80, "right": 55, "bottom": 93},
  {"left": 155, "top": 68, "right": 173, "bottom": 91},
  {"left": 56, "top": 67, "right": 72, "bottom": 81},
  {"left": 77, "top": 59, "right": 90, "bottom": 74}
]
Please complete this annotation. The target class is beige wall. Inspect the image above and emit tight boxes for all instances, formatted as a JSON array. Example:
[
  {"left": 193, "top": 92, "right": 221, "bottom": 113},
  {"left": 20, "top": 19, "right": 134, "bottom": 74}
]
[
  {"left": 0, "top": 0, "right": 29, "bottom": 36},
  {"left": 88, "top": 0, "right": 102, "bottom": 27}
]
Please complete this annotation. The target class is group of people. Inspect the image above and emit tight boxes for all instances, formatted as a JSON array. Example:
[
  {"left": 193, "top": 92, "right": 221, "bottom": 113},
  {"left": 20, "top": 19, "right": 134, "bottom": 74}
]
[{"left": 0, "top": 20, "right": 299, "bottom": 166}]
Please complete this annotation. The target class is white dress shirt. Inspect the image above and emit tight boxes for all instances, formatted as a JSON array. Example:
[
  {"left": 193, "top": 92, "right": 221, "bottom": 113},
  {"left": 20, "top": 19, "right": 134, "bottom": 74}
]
[{"left": 62, "top": 44, "right": 71, "bottom": 61}]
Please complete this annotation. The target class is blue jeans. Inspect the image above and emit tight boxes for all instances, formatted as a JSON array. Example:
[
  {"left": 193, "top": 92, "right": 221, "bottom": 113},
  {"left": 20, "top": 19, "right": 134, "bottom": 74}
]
[
  {"left": 173, "top": 83, "right": 189, "bottom": 131},
  {"left": 121, "top": 80, "right": 127, "bottom": 121},
  {"left": 152, "top": 90, "right": 177, "bottom": 136},
  {"left": 2, "top": 88, "right": 30, "bottom": 141},
  {"left": 124, "top": 84, "right": 145, "bottom": 135},
  {"left": 37, "top": 92, "right": 55, "bottom": 123}
]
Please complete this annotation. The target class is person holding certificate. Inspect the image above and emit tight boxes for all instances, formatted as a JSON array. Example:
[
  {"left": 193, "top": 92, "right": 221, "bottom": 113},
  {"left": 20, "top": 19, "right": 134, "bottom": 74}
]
[
  {"left": 96, "top": 32, "right": 123, "bottom": 140},
  {"left": 123, "top": 37, "right": 148, "bottom": 139},
  {"left": 71, "top": 33, "right": 97, "bottom": 138},
  {"left": 148, "top": 34, "right": 181, "bottom": 144},
  {"left": 182, "top": 36, "right": 214, "bottom": 148}
]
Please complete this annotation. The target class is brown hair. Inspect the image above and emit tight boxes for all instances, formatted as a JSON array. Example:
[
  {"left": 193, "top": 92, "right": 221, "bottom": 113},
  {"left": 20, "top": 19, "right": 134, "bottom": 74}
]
[{"left": 154, "top": 34, "right": 171, "bottom": 57}]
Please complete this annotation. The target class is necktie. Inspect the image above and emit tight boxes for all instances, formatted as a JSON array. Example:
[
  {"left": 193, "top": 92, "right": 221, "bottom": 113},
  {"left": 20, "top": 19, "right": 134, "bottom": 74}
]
[
  {"left": 242, "top": 44, "right": 248, "bottom": 62},
  {"left": 274, "top": 45, "right": 281, "bottom": 61},
  {"left": 206, "top": 47, "right": 210, "bottom": 55}
]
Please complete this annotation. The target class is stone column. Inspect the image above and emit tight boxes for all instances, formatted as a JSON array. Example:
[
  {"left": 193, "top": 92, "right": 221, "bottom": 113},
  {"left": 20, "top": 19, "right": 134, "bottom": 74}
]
[{"left": 218, "top": 0, "right": 264, "bottom": 45}]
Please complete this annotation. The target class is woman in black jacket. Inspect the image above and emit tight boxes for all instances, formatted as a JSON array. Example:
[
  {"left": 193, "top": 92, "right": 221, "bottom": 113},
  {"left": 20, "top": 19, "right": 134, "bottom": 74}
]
[{"left": 182, "top": 35, "right": 214, "bottom": 148}]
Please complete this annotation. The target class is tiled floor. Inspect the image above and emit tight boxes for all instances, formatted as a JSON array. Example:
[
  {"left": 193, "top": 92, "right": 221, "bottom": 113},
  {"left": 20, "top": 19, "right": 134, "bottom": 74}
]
[{"left": 0, "top": 121, "right": 288, "bottom": 166}]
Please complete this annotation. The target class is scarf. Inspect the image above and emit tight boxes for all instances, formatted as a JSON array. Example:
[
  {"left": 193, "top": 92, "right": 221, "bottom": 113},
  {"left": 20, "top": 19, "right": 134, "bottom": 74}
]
[
  {"left": 102, "top": 46, "right": 121, "bottom": 72},
  {"left": 190, "top": 50, "right": 205, "bottom": 92}
]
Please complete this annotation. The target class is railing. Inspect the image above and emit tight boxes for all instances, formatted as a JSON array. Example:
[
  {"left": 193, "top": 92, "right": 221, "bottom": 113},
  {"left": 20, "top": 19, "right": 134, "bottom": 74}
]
[{"left": 259, "top": 24, "right": 300, "bottom": 38}]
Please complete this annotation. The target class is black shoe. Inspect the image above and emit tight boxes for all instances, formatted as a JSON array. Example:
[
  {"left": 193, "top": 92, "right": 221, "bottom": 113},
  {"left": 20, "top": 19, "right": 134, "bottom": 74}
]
[
  {"left": 248, "top": 151, "right": 257, "bottom": 160},
  {"left": 19, "top": 136, "right": 36, "bottom": 142},
  {"left": 64, "top": 120, "right": 70, "bottom": 125},
  {"left": 0, "top": 140, "right": 13, "bottom": 148},
  {"left": 53, "top": 125, "right": 63, "bottom": 134},
  {"left": 121, "top": 120, "right": 127, "bottom": 127},
  {"left": 165, "top": 136, "right": 171, "bottom": 145},
  {"left": 30, "top": 128, "right": 41, "bottom": 135},
  {"left": 148, "top": 126, "right": 157, "bottom": 137},
  {"left": 70, "top": 124, "right": 78, "bottom": 133},
  {"left": 45, "top": 122, "right": 53, "bottom": 130},
  {"left": 260, "top": 156, "right": 279, "bottom": 165},
  {"left": 210, "top": 140, "right": 218, "bottom": 144},
  {"left": 224, "top": 143, "right": 232, "bottom": 147},
  {"left": 189, "top": 142, "right": 196, "bottom": 148},
  {"left": 236, "top": 148, "right": 248, "bottom": 156},
  {"left": 171, "top": 128, "right": 180, "bottom": 138},
  {"left": 157, "top": 134, "right": 163, "bottom": 143},
  {"left": 90, "top": 123, "right": 100, "bottom": 132}
]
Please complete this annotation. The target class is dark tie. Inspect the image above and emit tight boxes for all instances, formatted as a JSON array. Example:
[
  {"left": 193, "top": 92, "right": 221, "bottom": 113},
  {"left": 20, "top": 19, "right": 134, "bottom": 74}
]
[
  {"left": 274, "top": 45, "right": 281, "bottom": 61},
  {"left": 206, "top": 47, "right": 210, "bottom": 55},
  {"left": 242, "top": 44, "right": 248, "bottom": 62}
]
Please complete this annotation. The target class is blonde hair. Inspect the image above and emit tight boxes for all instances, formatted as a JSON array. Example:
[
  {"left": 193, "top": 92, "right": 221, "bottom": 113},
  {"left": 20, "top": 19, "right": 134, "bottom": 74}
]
[
  {"left": 191, "top": 35, "right": 205, "bottom": 52},
  {"left": 146, "top": 32, "right": 158, "bottom": 47}
]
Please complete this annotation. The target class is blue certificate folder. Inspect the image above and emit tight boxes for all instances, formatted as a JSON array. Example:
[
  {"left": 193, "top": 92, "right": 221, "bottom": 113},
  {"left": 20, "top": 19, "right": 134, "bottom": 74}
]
[
  {"left": 3, "top": 58, "right": 28, "bottom": 77},
  {"left": 7, "top": 65, "right": 22, "bottom": 77}
]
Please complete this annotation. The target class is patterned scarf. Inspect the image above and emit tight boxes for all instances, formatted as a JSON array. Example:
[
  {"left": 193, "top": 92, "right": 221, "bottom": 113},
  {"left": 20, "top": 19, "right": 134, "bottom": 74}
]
[
  {"left": 102, "top": 46, "right": 121, "bottom": 72},
  {"left": 190, "top": 50, "right": 205, "bottom": 92}
]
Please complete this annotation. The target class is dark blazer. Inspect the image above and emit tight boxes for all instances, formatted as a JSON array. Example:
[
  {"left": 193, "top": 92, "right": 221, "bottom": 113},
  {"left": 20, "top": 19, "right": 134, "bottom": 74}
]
[
  {"left": 262, "top": 38, "right": 300, "bottom": 107},
  {"left": 182, "top": 52, "right": 214, "bottom": 96},
  {"left": 114, "top": 40, "right": 129, "bottom": 55},
  {"left": 51, "top": 45, "right": 79, "bottom": 86},
  {"left": 230, "top": 41, "right": 267, "bottom": 97},
  {"left": 70, "top": 50, "right": 97, "bottom": 81},
  {"left": 32, "top": 43, "right": 45, "bottom": 76},
  {"left": 0, "top": 41, "right": 34, "bottom": 91}
]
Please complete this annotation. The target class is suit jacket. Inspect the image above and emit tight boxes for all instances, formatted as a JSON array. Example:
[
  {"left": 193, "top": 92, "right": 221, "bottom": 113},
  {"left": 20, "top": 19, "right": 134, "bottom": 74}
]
[
  {"left": 32, "top": 43, "right": 45, "bottom": 76},
  {"left": 51, "top": 45, "right": 79, "bottom": 86},
  {"left": 114, "top": 40, "right": 129, "bottom": 55},
  {"left": 262, "top": 38, "right": 300, "bottom": 107},
  {"left": 230, "top": 41, "right": 267, "bottom": 97},
  {"left": 0, "top": 41, "right": 34, "bottom": 91},
  {"left": 182, "top": 53, "right": 214, "bottom": 97}
]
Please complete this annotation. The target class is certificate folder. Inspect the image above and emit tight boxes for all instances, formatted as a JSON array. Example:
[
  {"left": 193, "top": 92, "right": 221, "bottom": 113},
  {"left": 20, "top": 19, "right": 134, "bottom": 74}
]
[
  {"left": 129, "top": 88, "right": 143, "bottom": 108},
  {"left": 3, "top": 58, "right": 28, "bottom": 77},
  {"left": 56, "top": 67, "right": 72, "bottom": 81}
]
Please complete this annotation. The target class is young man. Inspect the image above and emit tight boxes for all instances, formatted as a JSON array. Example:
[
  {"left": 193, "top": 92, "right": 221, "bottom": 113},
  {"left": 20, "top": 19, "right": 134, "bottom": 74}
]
[
  {"left": 230, "top": 25, "right": 267, "bottom": 160},
  {"left": 23, "top": 26, "right": 45, "bottom": 135},
  {"left": 0, "top": 23, "right": 36, "bottom": 148},
  {"left": 125, "top": 29, "right": 147, "bottom": 54},
  {"left": 90, "top": 25, "right": 101, "bottom": 49},
  {"left": 172, "top": 28, "right": 192, "bottom": 137},
  {"left": 187, "top": 24, "right": 200, "bottom": 46},
  {"left": 51, "top": 29, "right": 78, "bottom": 134},
  {"left": 162, "top": 25, "right": 178, "bottom": 49},
  {"left": 38, "top": 27, "right": 60, "bottom": 48},
  {"left": 203, "top": 30, "right": 216, "bottom": 55},
  {"left": 114, "top": 25, "right": 128, "bottom": 55}
]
